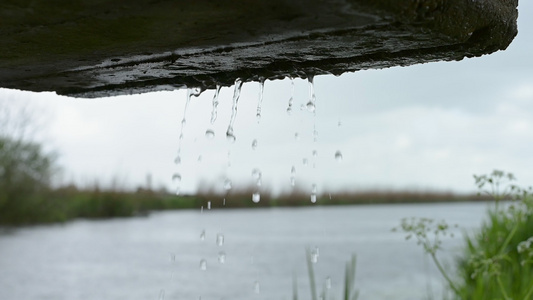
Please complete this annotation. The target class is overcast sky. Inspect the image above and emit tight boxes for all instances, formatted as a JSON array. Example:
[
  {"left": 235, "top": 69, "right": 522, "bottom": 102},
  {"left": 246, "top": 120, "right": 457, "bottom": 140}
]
[{"left": 2, "top": 2, "right": 532, "bottom": 197}]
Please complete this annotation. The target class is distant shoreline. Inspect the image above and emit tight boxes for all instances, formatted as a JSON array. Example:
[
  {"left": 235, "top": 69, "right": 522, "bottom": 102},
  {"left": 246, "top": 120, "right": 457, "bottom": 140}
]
[{"left": 1, "top": 186, "right": 496, "bottom": 226}]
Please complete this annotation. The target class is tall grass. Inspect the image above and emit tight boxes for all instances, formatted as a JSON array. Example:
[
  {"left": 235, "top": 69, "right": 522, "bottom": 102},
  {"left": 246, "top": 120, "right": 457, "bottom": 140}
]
[{"left": 292, "top": 249, "right": 359, "bottom": 300}]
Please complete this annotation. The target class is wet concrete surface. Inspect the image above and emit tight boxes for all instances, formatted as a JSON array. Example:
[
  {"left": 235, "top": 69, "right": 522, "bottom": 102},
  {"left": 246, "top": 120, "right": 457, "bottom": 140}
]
[{"left": 0, "top": 0, "right": 518, "bottom": 98}]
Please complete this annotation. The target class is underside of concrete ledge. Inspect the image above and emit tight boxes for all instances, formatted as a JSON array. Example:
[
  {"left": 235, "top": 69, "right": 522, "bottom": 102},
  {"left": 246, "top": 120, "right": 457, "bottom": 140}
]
[{"left": 0, "top": 0, "right": 518, "bottom": 98}]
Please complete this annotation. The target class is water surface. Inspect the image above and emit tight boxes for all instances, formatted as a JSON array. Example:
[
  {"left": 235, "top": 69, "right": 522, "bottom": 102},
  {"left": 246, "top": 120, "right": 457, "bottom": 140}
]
[{"left": 0, "top": 202, "right": 490, "bottom": 300}]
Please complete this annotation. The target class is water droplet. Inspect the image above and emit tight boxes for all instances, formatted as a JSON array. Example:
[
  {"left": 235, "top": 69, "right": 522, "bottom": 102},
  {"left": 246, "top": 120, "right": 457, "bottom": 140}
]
[
  {"left": 252, "top": 168, "right": 262, "bottom": 179},
  {"left": 254, "top": 281, "right": 261, "bottom": 294},
  {"left": 306, "top": 101, "right": 316, "bottom": 113},
  {"left": 172, "top": 173, "right": 182, "bottom": 195},
  {"left": 311, "top": 184, "right": 317, "bottom": 194},
  {"left": 251, "top": 139, "right": 258, "bottom": 150},
  {"left": 291, "top": 166, "right": 296, "bottom": 175},
  {"left": 159, "top": 289, "right": 166, "bottom": 300},
  {"left": 338, "top": 120, "right": 342, "bottom": 127},
  {"left": 294, "top": 133, "right": 299, "bottom": 140},
  {"left": 226, "top": 130, "right": 236, "bottom": 143},
  {"left": 310, "top": 193, "right": 317, "bottom": 203},
  {"left": 223, "top": 198, "right": 226, "bottom": 206},
  {"left": 174, "top": 155, "right": 181, "bottom": 165},
  {"left": 172, "top": 173, "right": 182, "bottom": 182},
  {"left": 312, "top": 150, "right": 318, "bottom": 157},
  {"left": 207, "top": 201, "right": 211, "bottom": 210},
  {"left": 189, "top": 87, "right": 203, "bottom": 97},
  {"left": 170, "top": 253, "right": 176, "bottom": 263},
  {"left": 310, "top": 247, "right": 319, "bottom": 263},
  {"left": 325, "top": 276, "right": 332, "bottom": 289},
  {"left": 200, "top": 230, "right": 206, "bottom": 241},
  {"left": 335, "top": 151, "right": 343, "bottom": 162},
  {"left": 252, "top": 168, "right": 262, "bottom": 187},
  {"left": 290, "top": 177, "right": 296, "bottom": 187},
  {"left": 200, "top": 206, "right": 204, "bottom": 214},
  {"left": 252, "top": 192, "right": 261, "bottom": 203},
  {"left": 205, "top": 129, "right": 215, "bottom": 139},
  {"left": 223, "top": 179, "right": 232, "bottom": 190},
  {"left": 216, "top": 233, "right": 225, "bottom": 246},
  {"left": 200, "top": 259, "right": 207, "bottom": 271},
  {"left": 286, "top": 77, "right": 295, "bottom": 115},
  {"left": 225, "top": 78, "right": 243, "bottom": 144},
  {"left": 218, "top": 251, "right": 226, "bottom": 264},
  {"left": 307, "top": 75, "right": 317, "bottom": 114},
  {"left": 303, "top": 158, "right": 308, "bottom": 166}
]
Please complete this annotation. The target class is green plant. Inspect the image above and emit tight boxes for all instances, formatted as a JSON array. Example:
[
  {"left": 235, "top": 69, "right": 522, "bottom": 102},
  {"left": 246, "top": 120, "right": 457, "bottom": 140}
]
[
  {"left": 456, "top": 170, "right": 533, "bottom": 300},
  {"left": 395, "top": 170, "right": 533, "bottom": 300},
  {"left": 292, "top": 249, "right": 359, "bottom": 300}
]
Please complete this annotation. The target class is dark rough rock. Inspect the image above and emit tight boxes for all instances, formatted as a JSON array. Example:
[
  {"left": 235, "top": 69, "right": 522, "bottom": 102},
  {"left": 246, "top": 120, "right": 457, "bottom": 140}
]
[{"left": 0, "top": 0, "right": 518, "bottom": 98}]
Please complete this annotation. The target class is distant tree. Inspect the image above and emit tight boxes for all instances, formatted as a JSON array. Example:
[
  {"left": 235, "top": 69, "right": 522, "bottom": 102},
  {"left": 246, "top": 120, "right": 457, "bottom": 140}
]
[{"left": 0, "top": 98, "right": 58, "bottom": 224}]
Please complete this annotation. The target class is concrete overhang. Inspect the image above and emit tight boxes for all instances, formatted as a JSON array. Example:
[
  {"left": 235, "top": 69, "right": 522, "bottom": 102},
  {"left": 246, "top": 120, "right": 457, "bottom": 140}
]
[{"left": 0, "top": 0, "right": 519, "bottom": 98}]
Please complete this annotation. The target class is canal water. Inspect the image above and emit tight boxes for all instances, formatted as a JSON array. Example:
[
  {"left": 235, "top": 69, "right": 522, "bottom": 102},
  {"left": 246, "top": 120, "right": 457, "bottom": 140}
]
[{"left": 0, "top": 202, "right": 491, "bottom": 300}]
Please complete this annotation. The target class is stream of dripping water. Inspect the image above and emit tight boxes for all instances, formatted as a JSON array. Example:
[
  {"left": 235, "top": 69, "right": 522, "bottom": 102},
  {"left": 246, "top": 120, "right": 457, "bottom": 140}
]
[
  {"left": 167, "top": 76, "right": 348, "bottom": 299},
  {"left": 308, "top": 75, "right": 319, "bottom": 203},
  {"left": 173, "top": 87, "right": 202, "bottom": 195},
  {"left": 256, "top": 78, "right": 265, "bottom": 123},
  {"left": 226, "top": 79, "right": 244, "bottom": 143}
]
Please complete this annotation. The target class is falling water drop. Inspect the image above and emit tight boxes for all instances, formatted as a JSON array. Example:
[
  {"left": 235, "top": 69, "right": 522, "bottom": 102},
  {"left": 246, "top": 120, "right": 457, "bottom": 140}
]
[
  {"left": 172, "top": 173, "right": 182, "bottom": 195},
  {"left": 252, "top": 192, "right": 261, "bottom": 203},
  {"left": 310, "top": 193, "right": 317, "bottom": 203},
  {"left": 294, "top": 132, "right": 300, "bottom": 140},
  {"left": 210, "top": 85, "right": 221, "bottom": 124},
  {"left": 172, "top": 173, "right": 182, "bottom": 182},
  {"left": 170, "top": 253, "right": 176, "bottom": 263},
  {"left": 226, "top": 78, "right": 244, "bottom": 143},
  {"left": 174, "top": 155, "right": 182, "bottom": 165},
  {"left": 200, "top": 230, "right": 206, "bottom": 241},
  {"left": 207, "top": 201, "right": 211, "bottom": 210},
  {"left": 199, "top": 259, "right": 207, "bottom": 271},
  {"left": 223, "top": 198, "right": 226, "bottom": 206},
  {"left": 159, "top": 289, "right": 165, "bottom": 300},
  {"left": 256, "top": 78, "right": 265, "bottom": 122},
  {"left": 251, "top": 139, "right": 258, "bottom": 150},
  {"left": 252, "top": 168, "right": 262, "bottom": 187},
  {"left": 306, "top": 75, "right": 317, "bottom": 113},
  {"left": 205, "top": 129, "right": 215, "bottom": 139},
  {"left": 335, "top": 151, "right": 343, "bottom": 162},
  {"left": 226, "top": 130, "right": 236, "bottom": 143},
  {"left": 306, "top": 101, "right": 316, "bottom": 113},
  {"left": 312, "top": 150, "right": 318, "bottom": 157},
  {"left": 223, "top": 178, "right": 232, "bottom": 190},
  {"left": 310, "top": 247, "right": 320, "bottom": 263},
  {"left": 325, "top": 276, "right": 332, "bottom": 289},
  {"left": 189, "top": 87, "right": 203, "bottom": 97},
  {"left": 303, "top": 158, "right": 309, "bottom": 166},
  {"left": 290, "top": 166, "right": 296, "bottom": 187},
  {"left": 216, "top": 233, "right": 225, "bottom": 246},
  {"left": 286, "top": 77, "right": 295, "bottom": 115},
  {"left": 218, "top": 251, "right": 226, "bottom": 264},
  {"left": 254, "top": 281, "right": 261, "bottom": 294}
]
